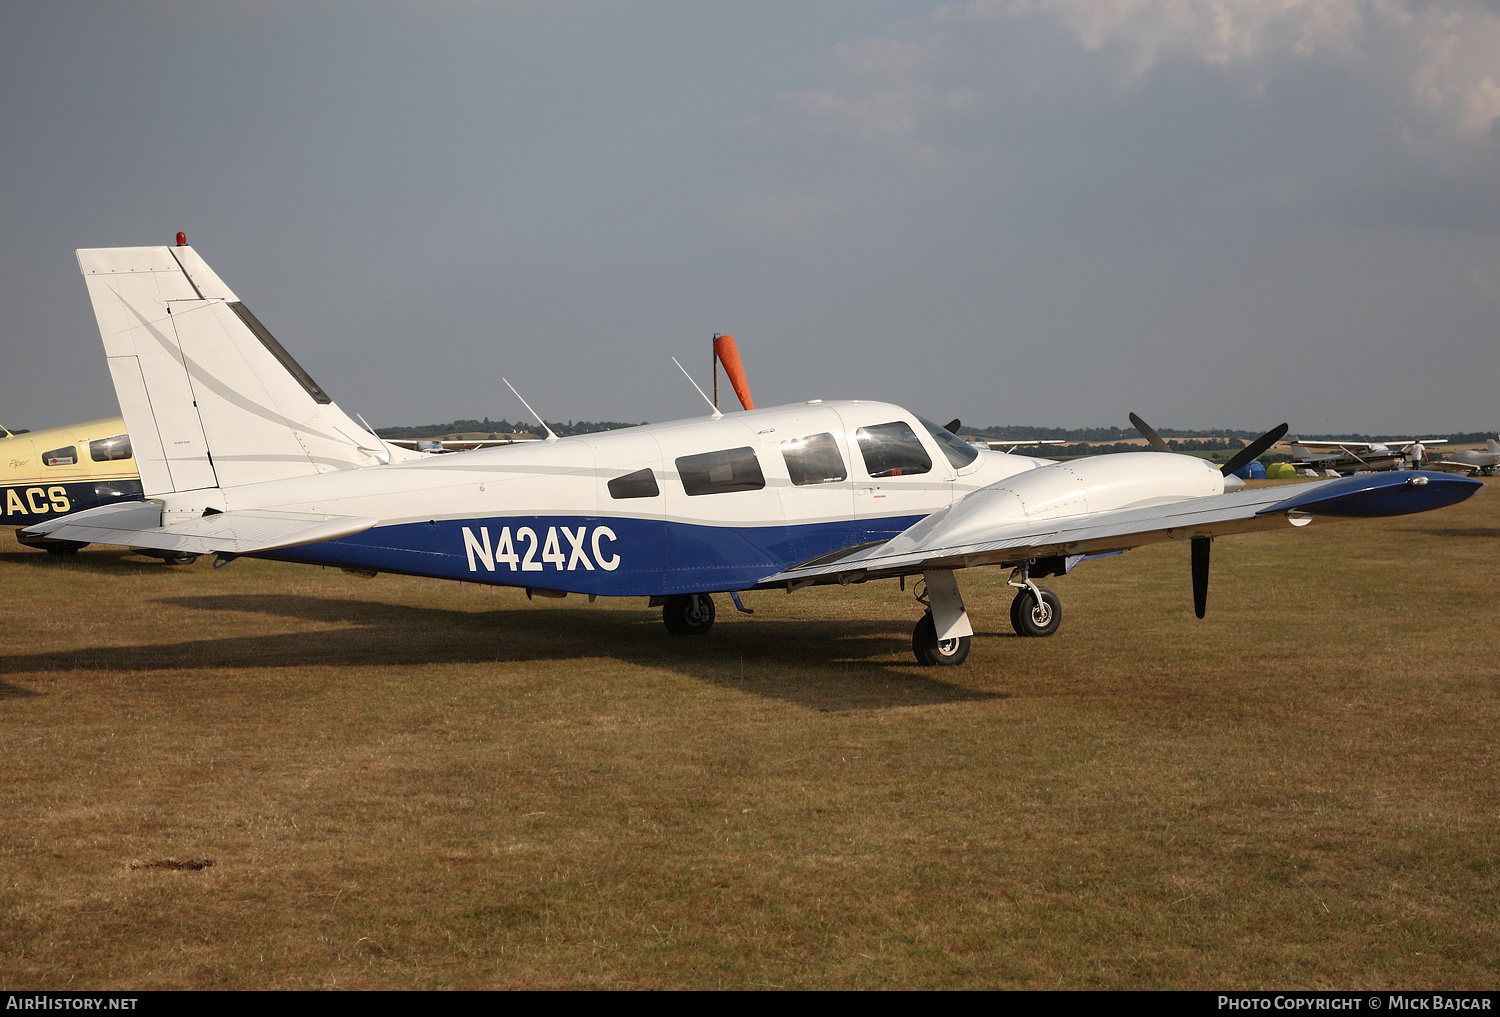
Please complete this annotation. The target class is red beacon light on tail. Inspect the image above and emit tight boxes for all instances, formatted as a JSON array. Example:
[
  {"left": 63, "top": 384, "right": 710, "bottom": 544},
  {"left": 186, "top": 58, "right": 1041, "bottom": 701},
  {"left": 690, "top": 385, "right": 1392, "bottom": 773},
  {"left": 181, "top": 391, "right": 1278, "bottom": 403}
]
[{"left": 175, "top": 232, "right": 187, "bottom": 246}]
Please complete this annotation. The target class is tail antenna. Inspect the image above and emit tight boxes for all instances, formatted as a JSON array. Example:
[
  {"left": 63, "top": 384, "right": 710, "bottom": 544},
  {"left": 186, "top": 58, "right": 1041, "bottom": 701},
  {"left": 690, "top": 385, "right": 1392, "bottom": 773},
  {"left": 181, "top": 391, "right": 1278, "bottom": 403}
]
[
  {"left": 502, "top": 379, "right": 559, "bottom": 442},
  {"left": 672, "top": 357, "right": 723, "bottom": 419}
]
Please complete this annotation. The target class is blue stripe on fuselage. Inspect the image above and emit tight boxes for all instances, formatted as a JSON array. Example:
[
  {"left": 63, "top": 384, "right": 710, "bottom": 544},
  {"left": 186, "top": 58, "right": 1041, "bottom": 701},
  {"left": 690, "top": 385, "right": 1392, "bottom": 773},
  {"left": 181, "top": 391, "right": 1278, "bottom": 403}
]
[{"left": 254, "top": 513, "right": 927, "bottom": 597}]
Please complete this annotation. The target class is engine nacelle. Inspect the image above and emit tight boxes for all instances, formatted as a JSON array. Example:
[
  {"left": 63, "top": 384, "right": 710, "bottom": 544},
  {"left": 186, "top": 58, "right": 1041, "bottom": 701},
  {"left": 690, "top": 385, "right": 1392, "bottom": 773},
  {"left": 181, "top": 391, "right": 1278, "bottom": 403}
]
[{"left": 884, "top": 453, "right": 1224, "bottom": 555}]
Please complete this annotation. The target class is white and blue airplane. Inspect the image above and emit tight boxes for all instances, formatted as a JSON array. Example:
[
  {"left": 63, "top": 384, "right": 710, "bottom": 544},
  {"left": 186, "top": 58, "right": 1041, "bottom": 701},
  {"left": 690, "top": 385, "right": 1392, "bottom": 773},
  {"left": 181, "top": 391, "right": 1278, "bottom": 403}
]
[{"left": 26, "top": 239, "right": 1485, "bottom": 666}]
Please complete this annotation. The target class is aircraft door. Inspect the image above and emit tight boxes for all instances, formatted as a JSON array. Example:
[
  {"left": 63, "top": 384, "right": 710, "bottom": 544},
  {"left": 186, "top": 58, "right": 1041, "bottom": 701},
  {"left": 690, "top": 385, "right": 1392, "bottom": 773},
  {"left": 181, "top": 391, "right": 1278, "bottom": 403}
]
[{"left": 835, "top": 408, "right": 956, "bottom": 542}]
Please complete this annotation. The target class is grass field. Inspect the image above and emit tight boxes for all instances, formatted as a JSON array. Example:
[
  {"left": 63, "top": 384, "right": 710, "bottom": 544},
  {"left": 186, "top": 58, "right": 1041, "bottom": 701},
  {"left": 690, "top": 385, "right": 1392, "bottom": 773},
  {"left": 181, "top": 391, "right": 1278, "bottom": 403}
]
[{"left": 1, "top": 480, "right": 1496, "bottom": 989}]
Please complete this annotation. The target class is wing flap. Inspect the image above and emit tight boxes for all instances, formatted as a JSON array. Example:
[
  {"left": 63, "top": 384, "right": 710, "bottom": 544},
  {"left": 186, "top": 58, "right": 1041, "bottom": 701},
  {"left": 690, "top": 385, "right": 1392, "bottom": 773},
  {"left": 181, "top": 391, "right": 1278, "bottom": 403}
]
[{"left": 23, "top": 501, "right": 377, "bottom": 554}]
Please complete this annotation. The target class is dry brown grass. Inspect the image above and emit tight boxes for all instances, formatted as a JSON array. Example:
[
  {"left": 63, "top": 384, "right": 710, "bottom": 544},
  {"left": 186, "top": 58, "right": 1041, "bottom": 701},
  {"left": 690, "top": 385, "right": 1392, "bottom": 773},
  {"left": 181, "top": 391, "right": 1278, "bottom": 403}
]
[{"left": 1, "top": 481, "right": 1496, "bottom": 989}]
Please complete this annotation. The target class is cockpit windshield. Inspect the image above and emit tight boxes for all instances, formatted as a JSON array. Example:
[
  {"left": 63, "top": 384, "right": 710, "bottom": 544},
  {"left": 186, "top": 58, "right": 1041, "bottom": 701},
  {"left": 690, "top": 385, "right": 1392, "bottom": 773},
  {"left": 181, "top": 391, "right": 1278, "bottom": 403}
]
[{"left": 916, "top": 416, "right": 979, "bottom": 469}]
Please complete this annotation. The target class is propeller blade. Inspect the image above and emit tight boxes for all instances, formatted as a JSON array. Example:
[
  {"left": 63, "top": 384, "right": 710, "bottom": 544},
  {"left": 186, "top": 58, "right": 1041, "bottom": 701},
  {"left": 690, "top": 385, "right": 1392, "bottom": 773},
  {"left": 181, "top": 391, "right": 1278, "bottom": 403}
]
[
  {"left": 1191, "top": 536, "right": 1211, "bottom": 619},
  {"left": 944, "top": 418, "right": 961, "bottom": 435},
  {"left": 1129, "top": 412, "right": 1171, "bottom": 453},
  {"left": 1221, "top": 423, "right": 1289, "bottom": 477}
]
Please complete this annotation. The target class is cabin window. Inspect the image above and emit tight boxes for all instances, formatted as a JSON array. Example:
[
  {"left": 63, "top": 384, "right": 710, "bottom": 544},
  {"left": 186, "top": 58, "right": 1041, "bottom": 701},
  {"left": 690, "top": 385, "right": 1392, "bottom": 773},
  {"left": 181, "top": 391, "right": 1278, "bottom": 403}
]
[
  {"left": 608, "top": 468, "right": 660, "bottom": 500},
  {"left": 89, "top": 434, "right": 132, "bottom": 462},
  {"left": 676, "top": 447, "right": 765, "bottom": 496},
  {"left": 917, "top": 416, "right": 979, "bottom": 469},
  {"left": 41, "top": 446, "right": 77, "bottom": 467},
  {"left": 855, "top": 422, "right": 931, "bottom": 478},
  {"left": 781, "top": 432, "right": 847, "bottom": 486}
]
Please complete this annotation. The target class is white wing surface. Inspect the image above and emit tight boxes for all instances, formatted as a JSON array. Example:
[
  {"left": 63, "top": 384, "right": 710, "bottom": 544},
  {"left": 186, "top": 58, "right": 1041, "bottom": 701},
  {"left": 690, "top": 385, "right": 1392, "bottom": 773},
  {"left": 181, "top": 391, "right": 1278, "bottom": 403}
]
[{"left": 762, "top": 472, "right": 1481, "bottom": 587}]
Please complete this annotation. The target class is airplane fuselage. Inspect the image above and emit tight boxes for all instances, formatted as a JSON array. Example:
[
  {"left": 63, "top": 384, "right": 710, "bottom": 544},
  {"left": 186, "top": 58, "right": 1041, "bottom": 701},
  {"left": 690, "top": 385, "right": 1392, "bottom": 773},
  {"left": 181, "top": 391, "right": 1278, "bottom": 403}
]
[{"left": 173, "top": 401, "right": 1053, "bottom": 596}]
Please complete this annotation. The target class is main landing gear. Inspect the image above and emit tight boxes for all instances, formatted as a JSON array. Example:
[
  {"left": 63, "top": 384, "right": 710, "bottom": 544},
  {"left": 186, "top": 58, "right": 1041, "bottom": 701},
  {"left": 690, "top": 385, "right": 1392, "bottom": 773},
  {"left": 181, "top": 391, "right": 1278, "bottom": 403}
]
[
  {"left": 912, "top": 611, "right": 970, "bottom": 666},
  {"left": 662, "top": 593, "right": 715, "bottom": 635},
  {"left": 908, "top": 563, "right": 1066, "bottom": 665},
  {"left": 909, "top": 569, "right": 974, "bottom": 667}
]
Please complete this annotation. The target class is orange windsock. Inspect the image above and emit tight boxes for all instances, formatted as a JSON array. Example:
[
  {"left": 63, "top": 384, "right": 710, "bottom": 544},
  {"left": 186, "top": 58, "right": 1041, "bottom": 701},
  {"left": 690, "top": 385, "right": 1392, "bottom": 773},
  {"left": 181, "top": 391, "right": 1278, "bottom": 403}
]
[{"left": 713, "top": 334, "right": 754, "bottom": 410}]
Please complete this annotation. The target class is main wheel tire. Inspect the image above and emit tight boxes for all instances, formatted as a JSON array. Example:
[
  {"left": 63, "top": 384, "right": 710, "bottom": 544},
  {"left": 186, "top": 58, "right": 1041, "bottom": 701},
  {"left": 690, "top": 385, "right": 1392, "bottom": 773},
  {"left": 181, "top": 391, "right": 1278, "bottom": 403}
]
[
  {"left": 662, "top": 593, "right": 716, "bottom": 635},
  {"left": 160, "top": 553, "right": 200, "bottom": 566},
  {"left": 1010, "top": 586, "right": 1061, "bottom": 637},
  {"left": 911, "top": 611, "right": 971, "bottom": 666},
  {"left": 43, "top": 541, "right": 84, "bottom": 556}
]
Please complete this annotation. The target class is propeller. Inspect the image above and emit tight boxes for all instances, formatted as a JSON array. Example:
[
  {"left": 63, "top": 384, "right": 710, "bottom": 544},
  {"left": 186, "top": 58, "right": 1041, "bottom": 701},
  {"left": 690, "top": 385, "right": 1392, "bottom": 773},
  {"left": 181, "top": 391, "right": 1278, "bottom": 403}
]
[
  {"left": 1130, "top": 415, "right": 1289, "bottom": 618},
  {"left": 1129, "top": 412, "right": 1172, "bottom": 453},
  {"left": 1220, "top": 422, "right": 1288, "bottom": 477},
  {"left": 1191, "top": 536, "right": 1210, "bottom": 619},
  {"left": 944, "top": 418, "right": 961, "bottom": 435}
]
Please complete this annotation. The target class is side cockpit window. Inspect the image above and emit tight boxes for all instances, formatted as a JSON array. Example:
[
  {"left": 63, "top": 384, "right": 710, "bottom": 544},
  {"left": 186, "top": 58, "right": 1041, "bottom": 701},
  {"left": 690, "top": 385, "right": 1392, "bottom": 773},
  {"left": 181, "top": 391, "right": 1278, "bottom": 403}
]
[
  {"left": 677, "top": 447, "right": 765, "bottom": 496},
  {"left": 781, "top": 432, "right": 847, "bottom": 486},
  {"left": 916, "top": 416, "right": 979, "bottom": 469},
  {"left": 42, "top": 445, "right": 78, "bottom": 467},
  {"left": 608, "top": 468, "right": 660, "bottom": 500},
  {"left": 855, "top": 422, "right": 931, "bottom": 478},
  {"left": 89, "top": 434, "right": 132, "bottom": 462}
]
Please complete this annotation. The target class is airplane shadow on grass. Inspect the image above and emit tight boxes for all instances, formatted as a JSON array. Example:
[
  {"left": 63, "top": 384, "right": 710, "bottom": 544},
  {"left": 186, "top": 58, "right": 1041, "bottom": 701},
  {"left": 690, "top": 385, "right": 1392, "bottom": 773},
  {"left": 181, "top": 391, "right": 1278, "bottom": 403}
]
[{"left": 0, "top": 593, "right": 1005, "bottom": 712}]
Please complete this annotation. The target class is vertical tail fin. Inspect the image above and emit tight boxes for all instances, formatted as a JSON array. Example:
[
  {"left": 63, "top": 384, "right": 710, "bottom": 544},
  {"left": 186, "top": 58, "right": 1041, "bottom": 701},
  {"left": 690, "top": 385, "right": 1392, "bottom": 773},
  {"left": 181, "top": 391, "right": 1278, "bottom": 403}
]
[
  {"left": 1487, "top": 438, "right": 1500, "bottom": 455},
  {"left": 77, "top": 244, "right": 409, "bottom": 496}
]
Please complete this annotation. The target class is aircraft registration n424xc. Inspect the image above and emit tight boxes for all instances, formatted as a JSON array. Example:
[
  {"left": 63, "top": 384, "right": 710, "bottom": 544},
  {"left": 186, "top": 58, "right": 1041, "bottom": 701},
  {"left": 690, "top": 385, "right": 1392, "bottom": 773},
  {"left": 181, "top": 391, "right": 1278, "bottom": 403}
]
[{"left": 28, "top": 237, "right": 1484, "bottom": 665}]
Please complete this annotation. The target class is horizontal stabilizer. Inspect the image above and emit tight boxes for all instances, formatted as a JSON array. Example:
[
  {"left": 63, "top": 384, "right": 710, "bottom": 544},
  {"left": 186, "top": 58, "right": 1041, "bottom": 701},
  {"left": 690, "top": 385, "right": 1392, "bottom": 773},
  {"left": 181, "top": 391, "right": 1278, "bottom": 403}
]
[{"left": 23, "top": 501, "right": 376, "bottom": 555}]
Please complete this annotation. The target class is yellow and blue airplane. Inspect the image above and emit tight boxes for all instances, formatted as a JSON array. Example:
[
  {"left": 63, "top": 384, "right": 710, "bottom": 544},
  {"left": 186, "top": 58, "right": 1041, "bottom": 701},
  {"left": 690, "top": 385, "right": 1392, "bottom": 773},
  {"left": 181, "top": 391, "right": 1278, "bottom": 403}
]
[{"left": 1, "top": 417, "right": 143, "bottom": 554}]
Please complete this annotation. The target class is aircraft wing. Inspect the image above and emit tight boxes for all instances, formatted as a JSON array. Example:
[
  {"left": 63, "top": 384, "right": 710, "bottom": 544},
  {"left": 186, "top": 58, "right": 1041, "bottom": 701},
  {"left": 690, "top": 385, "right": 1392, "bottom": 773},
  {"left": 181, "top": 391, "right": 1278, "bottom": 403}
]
[
  {"left": 761, "top": 472, "right": 1481, "bottom": 587},
  {"left": 385, "top": 438, "right": 533, "bottom": 453},
  {"left": 22, "top": 501, "right": 377, "bottom": 555},
  {"left": 973, "top": 439, "right": 1071, "bottom": 452},
  {"left": 1294, "top": 439, "right": 1446, "bottom": 452},
  {"left": 1422, "top": 460, "right": 1478, "bottom": 475}
]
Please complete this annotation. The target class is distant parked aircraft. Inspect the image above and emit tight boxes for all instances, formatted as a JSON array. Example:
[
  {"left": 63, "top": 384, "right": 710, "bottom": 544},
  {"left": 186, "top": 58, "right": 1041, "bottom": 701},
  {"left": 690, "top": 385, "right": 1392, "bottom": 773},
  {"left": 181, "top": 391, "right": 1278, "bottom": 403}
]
[
  {"left": 1439, "top": 438, "right": 1500, "bottom": 475},
  {"left": 1290, "top": 438, "right": 1449, "bottom": 475},
  {"left": 1, "top": 416, "right": 146, "bottom": 554}
]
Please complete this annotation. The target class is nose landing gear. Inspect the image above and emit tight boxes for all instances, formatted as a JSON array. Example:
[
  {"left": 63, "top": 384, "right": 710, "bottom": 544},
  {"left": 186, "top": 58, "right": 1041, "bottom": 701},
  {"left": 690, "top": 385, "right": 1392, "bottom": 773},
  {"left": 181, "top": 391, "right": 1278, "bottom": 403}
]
[{"left": 1008, "top": 564, "right": 1061, "bottom": 637}]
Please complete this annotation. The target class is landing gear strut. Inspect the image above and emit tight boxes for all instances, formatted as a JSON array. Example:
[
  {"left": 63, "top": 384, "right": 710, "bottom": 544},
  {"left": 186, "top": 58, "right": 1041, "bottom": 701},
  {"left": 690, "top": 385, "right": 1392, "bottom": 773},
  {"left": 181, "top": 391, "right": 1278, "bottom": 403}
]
[
  {"left": 662, "top": 593, "right": 715, "bottom": 635},
  {"left": 910, "top": 569, "right": 974, "bottom": 666},
  {"left": 1008, "top": 565, "right": 1061, "bottom": 638}
]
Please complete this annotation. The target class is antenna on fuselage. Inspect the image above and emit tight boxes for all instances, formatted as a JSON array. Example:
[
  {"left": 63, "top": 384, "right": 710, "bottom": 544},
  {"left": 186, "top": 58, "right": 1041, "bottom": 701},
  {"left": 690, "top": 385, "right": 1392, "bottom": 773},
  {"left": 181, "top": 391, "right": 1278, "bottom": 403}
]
[
  {"left": 672, "top": 357, "right": 723, "bottom": 420},
  {"left": 502, "top": 378, "right": 559, "bottom": 442}
]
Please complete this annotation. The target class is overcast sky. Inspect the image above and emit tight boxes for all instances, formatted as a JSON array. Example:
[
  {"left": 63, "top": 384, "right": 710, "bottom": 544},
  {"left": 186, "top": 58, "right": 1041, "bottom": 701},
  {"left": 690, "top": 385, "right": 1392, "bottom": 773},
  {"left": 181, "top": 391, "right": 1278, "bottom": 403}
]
[{"left": 2, "top": 0, "right": 1496, "bottom": 435}]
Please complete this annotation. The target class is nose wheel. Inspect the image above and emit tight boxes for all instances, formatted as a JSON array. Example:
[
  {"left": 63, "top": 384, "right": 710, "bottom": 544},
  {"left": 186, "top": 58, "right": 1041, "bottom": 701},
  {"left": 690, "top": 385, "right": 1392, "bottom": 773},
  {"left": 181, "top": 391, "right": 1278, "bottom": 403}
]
[
  {"left": 662, "top": 593, "right": 716, "bottom": 635},
  {"left": 1007, "top": 563, "right": 1062, "bottom": 637},
  {"left": 1009, "top": 585, "right": 1061, "bottom": 637},
  {"left": 911, "top": 611, "right": 971, "bottom": 666}
]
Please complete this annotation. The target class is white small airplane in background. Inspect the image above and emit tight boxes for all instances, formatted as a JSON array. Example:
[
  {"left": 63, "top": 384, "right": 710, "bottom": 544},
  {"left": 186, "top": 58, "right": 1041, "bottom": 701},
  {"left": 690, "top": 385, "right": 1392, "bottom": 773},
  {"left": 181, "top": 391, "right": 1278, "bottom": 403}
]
[
  {"left": 27, "top": 237, "right": 1484, "bottom": 666},
  {"left": 1440, "top": 438, "right": 1500, "bottom": 475},
  {"left": 1290, "top": 437, "right": 1448, "bottom": 475}
]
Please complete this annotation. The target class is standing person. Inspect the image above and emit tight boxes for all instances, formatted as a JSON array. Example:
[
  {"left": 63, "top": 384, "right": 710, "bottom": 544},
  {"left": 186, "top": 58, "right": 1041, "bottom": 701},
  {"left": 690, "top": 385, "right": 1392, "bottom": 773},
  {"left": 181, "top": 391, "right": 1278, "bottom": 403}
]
[{"left": 1409, "top": 439, "right": 1426, "bottom": 469}]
